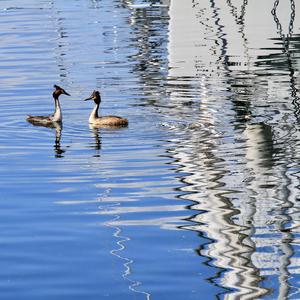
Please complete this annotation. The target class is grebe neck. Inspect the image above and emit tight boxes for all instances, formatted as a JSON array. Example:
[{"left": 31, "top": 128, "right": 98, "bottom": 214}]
[
  {"left": 89, "top": 102, "right": 100, "bottom": 123},
  {"left": 52, "top": 97, "right": 62, "bottom": 122}
]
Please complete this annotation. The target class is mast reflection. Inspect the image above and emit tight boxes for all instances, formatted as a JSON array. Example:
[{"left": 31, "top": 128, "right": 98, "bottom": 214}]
[{"left": 158, "top": 0, "right": 299, "bottom": 298}]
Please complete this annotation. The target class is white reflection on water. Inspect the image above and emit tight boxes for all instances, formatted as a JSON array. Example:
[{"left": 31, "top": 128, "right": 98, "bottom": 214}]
[
  {"left": 97, "top": 188, "right": 152, "bottom": 300},
  {"left": 108, "top": 215, "right": 151, "bottom": 300},
  {"left": 164, "top": 0, "right": 300, "bottom": 299}
]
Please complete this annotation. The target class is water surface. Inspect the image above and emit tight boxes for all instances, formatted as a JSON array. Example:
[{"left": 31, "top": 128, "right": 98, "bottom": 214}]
[{"left": 0, "top": 0, "right": 300, "bottom": 299}]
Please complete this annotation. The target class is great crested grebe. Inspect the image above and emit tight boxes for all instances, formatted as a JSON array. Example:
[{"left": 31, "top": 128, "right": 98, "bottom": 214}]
[
  {"left": 27, "top": 85, "right": 70, "bottom": 125},
  {"left": 84, "top": 90, "right": 128, "bottom": 127}
]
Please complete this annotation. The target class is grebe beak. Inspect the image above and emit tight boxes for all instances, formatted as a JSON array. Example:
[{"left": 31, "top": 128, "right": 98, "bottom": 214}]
[
  {"left": 63, "top": 90, "right": 71, "bottom": 96},
  {"left": 84, "top": 96, "right": 93, "bottom": 101}
]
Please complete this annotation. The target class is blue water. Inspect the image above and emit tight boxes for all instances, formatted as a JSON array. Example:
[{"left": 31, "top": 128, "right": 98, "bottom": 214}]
[{"left": 0, "top": 0, "right": 300, "bottom": 299}]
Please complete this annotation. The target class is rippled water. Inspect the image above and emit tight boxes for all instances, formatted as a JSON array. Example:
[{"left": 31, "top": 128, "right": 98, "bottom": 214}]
[{"left": 0, "top": 0, "right": 300, "bottom": 299}]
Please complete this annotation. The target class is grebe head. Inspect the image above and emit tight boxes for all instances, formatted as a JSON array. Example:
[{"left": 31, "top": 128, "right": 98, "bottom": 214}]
[
  {"left": 84, "top": 90, "right": 101, "bottom": 104},
  {"left": 53, "top": 84, "right": 71, "bottom": 99}
]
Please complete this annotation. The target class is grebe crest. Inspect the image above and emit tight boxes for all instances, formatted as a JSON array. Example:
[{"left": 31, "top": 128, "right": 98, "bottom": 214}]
[{"left": 53, "top": 84, "right": 70, "bottom": 99}]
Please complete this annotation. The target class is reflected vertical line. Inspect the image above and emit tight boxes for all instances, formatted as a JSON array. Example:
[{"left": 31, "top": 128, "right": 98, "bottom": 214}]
[
  {"left": 269, "top": 6, "right": 300, "bottom": 295},
  {"left": 272, "top": 0, "right": 300, "bottom": 121},
  {"left": 167, "top": 134, "right": 254, "bottom": 298},
  {"left": 242, "top": 123, "right": 276, "bottom": 298},
  {"left": 166, "top": 112, "right": 271, "bottom": 298},
  {"left": 209, "top": 0, "right": 229, "bottom": 68},
  {"left": 49, "top": 1, "right": 70, "bottom": 82},
  {"left": 191, "top": 1, "right": 267, "bottom": 298},
  {"left": 100, "top": 193, "right": 151, "bottom": 300},
  {"left": 223, "top": 0, "right": 254, "bottom": 124},
  {"left": 226, "top": 0, "right": 250, "bottom": 69},
  {"left": 276, "top": 162, "right": 297, "bottom": 298}
]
